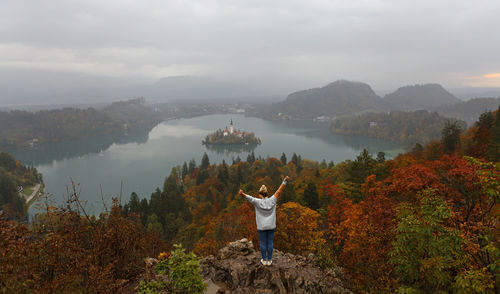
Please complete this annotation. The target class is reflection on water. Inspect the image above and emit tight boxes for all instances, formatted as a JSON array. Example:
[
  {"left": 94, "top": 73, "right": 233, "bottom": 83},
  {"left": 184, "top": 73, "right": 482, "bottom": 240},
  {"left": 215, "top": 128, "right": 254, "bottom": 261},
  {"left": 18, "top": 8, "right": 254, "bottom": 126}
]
[
  {"left": 299, "top": 127, "right": 400, "bottom": 156},
  {"left": 148, "top": 123, "right": 207, "bottom": 140},
  {"left": 11, "top": 126, "right": 152, "bottom": 166},
  {"left": 203, "top": 143, "right": 258, "bottom": 155},
  {"left": 265, "top": 119, "right": 401, "bottom": 157}
]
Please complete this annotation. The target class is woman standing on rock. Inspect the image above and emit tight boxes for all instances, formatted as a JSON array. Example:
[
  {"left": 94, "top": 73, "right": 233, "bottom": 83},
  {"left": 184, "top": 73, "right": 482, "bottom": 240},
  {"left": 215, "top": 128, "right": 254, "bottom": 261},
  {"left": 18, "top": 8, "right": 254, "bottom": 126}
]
[{"left": 239, "top": 176, "right": 290, "bottom": 266}]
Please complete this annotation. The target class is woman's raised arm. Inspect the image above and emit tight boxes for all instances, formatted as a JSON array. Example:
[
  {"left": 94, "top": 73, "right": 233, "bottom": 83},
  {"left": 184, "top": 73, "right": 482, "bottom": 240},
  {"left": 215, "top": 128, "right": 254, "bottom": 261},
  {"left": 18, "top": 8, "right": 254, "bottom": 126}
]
[{"left": 274, "top": 176, "right": 290, "bottom": 201}]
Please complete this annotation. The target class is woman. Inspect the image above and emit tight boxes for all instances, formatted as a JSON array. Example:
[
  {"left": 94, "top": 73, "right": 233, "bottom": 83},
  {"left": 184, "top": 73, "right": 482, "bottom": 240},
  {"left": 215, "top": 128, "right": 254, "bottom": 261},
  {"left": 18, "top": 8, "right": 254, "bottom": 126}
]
[{"left": 239, "top": 176, "right": 290, "bottom": 266}]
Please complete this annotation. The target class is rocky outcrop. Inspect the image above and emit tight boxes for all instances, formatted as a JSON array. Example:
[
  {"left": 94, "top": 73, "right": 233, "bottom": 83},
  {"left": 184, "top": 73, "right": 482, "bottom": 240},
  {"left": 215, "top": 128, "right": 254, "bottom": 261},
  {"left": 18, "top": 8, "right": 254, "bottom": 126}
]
[{"left": 200, "top": 238, "right": 352, "bottom": 294}]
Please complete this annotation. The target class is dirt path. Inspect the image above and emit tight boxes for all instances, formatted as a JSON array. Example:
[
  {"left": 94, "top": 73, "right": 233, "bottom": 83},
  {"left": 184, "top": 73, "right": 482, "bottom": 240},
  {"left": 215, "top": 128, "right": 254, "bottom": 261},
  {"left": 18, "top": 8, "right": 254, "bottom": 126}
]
[{"left": 24, "top": 183, "right": 41, "bottom": 203}]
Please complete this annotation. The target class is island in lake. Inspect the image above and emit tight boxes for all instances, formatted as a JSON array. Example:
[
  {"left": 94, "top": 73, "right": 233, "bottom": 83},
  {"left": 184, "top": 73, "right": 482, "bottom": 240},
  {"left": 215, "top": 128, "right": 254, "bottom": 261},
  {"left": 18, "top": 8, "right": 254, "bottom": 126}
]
[{"left": 202, "top": 119, "right": 261, "bottom": 145}]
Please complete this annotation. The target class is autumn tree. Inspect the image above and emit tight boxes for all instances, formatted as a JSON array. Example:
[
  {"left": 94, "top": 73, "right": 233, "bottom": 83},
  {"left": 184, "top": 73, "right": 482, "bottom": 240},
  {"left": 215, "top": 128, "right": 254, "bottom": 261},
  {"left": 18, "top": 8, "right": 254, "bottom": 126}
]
[
  {"left": 0, "top": 193, "right": 165, "bottom": 293},
  {"left": 468, "top": 111, "right": 493, "bottom": 158},
  {"left": 275, "top": 202, "right": 325, "bottom": 256}
]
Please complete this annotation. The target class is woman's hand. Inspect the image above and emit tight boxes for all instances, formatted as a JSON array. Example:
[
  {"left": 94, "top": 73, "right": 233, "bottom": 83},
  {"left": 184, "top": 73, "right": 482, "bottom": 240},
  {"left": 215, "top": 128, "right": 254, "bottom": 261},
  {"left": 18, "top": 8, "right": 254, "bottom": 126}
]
[
  {"left": 239, "top": 189, "right": 245, "bottom": 197},
  {"left": 284, "top": 176, "right": 290, "bottom": 182}
]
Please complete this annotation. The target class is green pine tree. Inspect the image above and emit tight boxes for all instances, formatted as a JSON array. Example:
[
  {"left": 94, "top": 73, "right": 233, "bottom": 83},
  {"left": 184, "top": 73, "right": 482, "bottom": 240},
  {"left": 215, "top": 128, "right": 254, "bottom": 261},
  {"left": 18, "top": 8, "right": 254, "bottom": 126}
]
[
  {"left": 487, "top": 106, "right": 500, "bottom": 161},
  {"left": 201, "top": 153, "right": 210, "bottom": 170},
  {"left": 441, "top": 120, "right": 462, "bottom": 154},
  {"left": 303, "top": 181, "right": 319, "bottom": 210},
  {"left": 280, "top": 152, "right": 287, "bottom": 165}
]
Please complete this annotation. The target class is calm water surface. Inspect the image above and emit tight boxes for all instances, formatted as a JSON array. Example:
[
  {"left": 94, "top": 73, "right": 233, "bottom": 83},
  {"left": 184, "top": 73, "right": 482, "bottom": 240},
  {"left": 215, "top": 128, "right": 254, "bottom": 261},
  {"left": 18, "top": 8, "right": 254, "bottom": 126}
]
[{"left": 12, "top": 114, "right": 402, "bottom": 216}]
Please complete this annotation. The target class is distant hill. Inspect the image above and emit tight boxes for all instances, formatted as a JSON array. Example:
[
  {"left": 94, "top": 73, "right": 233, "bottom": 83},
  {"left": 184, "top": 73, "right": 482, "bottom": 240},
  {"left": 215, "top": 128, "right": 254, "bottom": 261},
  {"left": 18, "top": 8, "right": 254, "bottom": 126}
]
[
  {"left": 434, "top": 97, "right": 500, "bottom": 124},
  {"left": 0, "top": 98, "right": 162, "bottom": 149},
  {"left": 253, "top": 81, "right": 464, "bottom": 120},
  {"left": 449, "top": 87, "right": 500, "bottom": 100},
  {"left": 257, "top": 80, "right": 383, "bottom": 119},
  {"left": 331, "top": 110, "right": 466, "bottom": 147},
  {"left": 382, "top": 84, "right": 460, "bottom": 110}
]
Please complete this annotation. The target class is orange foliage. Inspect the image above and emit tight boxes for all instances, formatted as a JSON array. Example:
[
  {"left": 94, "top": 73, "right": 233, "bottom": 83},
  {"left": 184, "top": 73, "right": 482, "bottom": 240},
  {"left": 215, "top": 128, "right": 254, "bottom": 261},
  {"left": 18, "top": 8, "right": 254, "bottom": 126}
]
[
  {"left": 275, "top": 202, "right": 325, "bottom": 256},
  {"left": 194, "top": 202, "right": 258, "bottom": 256},
  {"left": 328, "top": 186, "right": 397, "bottom": 292}
]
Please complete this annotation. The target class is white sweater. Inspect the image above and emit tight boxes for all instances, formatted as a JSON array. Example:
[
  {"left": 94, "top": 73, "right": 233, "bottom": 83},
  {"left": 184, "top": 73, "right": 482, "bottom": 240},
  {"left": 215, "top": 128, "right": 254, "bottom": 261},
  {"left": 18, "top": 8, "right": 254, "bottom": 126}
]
[{"left": 245, "top": 194, "right": 277, "bottom": 230}]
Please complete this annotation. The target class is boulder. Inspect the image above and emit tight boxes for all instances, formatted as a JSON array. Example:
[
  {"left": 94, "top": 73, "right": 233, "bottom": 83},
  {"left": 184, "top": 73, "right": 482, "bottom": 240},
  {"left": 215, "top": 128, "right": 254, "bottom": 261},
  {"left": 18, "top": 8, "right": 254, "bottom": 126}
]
[{"left": 201, "top": 238, "right": 352, "bottom": 294}]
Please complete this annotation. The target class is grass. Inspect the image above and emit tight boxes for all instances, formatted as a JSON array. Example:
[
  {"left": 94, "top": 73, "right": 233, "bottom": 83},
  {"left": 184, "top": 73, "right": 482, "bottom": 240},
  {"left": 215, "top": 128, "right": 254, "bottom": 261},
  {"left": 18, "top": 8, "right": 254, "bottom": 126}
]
[{"left": 23, "top": 187, "right": 34, "bottom": 196}]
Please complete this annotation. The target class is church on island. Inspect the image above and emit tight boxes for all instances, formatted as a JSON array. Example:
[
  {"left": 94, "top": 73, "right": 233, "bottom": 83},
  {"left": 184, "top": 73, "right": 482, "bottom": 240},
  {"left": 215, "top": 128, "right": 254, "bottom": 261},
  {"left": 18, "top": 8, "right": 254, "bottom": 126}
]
[{"left": 202, "top": 119, "right": 261, "bottom": 145}]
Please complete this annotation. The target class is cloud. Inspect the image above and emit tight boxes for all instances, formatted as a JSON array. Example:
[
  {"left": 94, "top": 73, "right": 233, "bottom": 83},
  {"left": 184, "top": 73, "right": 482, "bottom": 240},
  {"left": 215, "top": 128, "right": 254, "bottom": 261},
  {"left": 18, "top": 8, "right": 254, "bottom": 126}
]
[
  {"left": 483, "top": 73, "right": 500, "bottom": 79},
  {"left": 1, "top": 0, "right": 500, "bottom": 90},
  {"left": 460, "top": 72, "right": 500, "bottom": 87}
]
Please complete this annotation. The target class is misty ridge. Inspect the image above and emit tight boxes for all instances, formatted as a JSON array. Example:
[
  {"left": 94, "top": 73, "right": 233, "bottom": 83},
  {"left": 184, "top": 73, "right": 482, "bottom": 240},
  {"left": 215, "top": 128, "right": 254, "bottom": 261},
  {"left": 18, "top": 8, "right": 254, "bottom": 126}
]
[
  {"left": 0, "top": 69, "right": 292, "bottom": 107},
  {"left": 2, "top": 68, "right": 500, "bottom": 110}
]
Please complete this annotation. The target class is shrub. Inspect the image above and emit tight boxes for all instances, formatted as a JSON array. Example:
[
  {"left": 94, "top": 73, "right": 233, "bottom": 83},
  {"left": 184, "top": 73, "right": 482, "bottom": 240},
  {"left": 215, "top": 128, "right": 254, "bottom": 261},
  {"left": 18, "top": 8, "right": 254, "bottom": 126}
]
[
  {"left": 158, "top": 244, "right": 206, "bottom": 294},
  {"left": 135, "top": 280, "right": 167, "bottom": 294}
]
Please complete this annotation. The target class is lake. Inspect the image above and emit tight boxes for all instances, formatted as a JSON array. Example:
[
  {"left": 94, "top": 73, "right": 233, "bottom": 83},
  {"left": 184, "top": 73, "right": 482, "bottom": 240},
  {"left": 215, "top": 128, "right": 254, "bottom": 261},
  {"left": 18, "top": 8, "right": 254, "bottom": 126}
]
[{"left": 12, "top": 114, "right": 402, "bottom": 216}]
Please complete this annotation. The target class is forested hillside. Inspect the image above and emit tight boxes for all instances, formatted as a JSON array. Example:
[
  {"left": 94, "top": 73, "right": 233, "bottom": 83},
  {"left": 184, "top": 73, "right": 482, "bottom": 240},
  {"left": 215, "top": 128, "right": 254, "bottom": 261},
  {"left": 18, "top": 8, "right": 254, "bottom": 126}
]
[
  {"left": 254, "top": 80, "right": 383, "bottom": 119},
  {"left": 382, "top": 83, "right": 460, "bottom": 110},
  {"left": 1, "top": 107, "right": 499, "bottom": 293},
  {"left": 330, "top": 110, "right": 467, "bottom": 147},
  {"left": 0, "top": 98, "right": 162, "bottom": 149},
  {"left": 0, "top": 152, "right": 42, "bottom": 218}
]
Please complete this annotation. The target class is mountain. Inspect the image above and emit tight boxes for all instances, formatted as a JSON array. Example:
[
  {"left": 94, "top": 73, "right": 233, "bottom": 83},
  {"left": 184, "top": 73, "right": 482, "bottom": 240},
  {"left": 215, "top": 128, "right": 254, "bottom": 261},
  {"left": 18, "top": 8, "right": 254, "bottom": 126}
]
[
  {"left": 382, "top": 84, "right": 460, "bottom": 110},
  {"left": 433, "top": 97, "right": 500, "bottom": 124},
  {"left": 261, "top": 80, "right": 383, "bottom": 119}
]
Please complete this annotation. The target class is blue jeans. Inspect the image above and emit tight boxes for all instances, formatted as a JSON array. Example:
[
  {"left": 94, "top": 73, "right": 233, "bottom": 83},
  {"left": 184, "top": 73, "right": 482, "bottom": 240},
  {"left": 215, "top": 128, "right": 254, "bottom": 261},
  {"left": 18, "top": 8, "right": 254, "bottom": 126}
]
[{"left": 257, "top": 229, "right": 275, "bottom": 260}]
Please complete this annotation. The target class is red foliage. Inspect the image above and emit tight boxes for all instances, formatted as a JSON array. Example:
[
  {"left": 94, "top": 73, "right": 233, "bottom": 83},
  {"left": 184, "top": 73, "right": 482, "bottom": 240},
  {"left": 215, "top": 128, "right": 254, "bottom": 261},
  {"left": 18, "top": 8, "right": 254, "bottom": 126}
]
[{"left": 0, "top": 199, "right": 165, "bottom": 293}]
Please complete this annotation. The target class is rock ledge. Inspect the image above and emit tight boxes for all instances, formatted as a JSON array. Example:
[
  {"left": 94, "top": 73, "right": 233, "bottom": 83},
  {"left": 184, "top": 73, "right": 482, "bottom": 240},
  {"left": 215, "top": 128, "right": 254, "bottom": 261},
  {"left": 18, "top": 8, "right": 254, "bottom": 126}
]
[{"left": 200, "top": 238, "right": 352, "bottom": 294}]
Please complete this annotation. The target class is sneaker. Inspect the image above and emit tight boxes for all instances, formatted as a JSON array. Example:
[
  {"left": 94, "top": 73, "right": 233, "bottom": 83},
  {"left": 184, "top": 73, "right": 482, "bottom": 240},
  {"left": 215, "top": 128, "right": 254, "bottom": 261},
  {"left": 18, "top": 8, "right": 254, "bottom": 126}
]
[
  {"left": 260, "top": 259, "right": 266, "bottom": 266},
  {"left": 267, "top": 260, "right": 272, "bottom": 266}
]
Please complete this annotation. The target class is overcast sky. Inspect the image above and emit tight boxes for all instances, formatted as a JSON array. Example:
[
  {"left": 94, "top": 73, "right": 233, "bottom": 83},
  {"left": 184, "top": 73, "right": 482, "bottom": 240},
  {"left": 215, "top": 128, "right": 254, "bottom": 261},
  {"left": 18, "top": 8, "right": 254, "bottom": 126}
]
[{"left": 1, "top": 0, "right": 500, "bottom": 91}]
